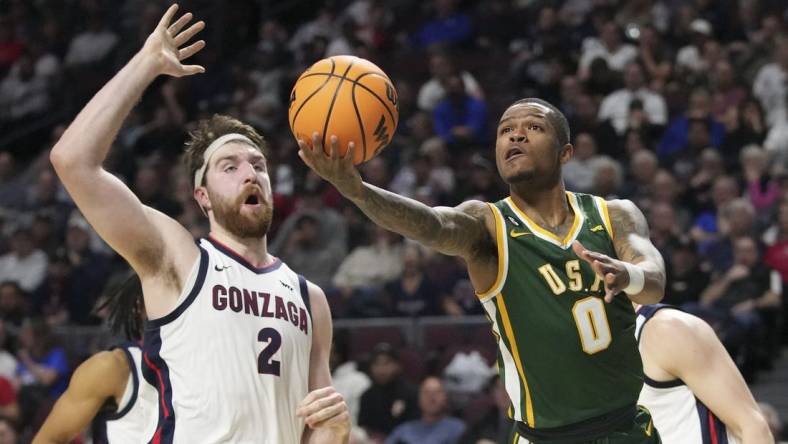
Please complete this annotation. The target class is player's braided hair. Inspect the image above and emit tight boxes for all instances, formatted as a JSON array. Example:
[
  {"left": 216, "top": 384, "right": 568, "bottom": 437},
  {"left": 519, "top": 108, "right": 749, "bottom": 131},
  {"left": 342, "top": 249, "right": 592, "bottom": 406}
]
[
  {"left": 184, "top": 114, "right": 268, "bottom": 189},
  {"left": 96, "top": 272, "right": 145, "bottom": 341}
]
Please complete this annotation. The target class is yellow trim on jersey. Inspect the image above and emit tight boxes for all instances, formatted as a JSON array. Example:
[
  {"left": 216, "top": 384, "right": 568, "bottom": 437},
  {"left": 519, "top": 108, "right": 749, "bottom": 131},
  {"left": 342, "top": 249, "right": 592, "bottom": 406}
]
[
  {"left": 476, "top": 204, "right": 508, "bottom": 300},
  {"left": 505, "top": 192, "right": 584, "bottom": 249},
  {"left": 496, "top": 292, "right": 535, "bottom": 426},
  {"left": 596, "top": 196, "right": 615, "bottom": 240}
]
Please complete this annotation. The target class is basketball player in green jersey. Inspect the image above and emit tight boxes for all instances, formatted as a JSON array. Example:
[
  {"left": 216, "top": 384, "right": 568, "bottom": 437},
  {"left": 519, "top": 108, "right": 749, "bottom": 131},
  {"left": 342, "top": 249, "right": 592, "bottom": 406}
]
[{"left": 299, "top": 98, "right": 665, "bottom": 443}]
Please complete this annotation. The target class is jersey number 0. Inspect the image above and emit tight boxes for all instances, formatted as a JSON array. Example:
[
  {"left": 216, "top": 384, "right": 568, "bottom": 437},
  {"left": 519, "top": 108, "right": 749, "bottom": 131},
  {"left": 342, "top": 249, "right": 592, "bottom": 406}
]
[{"left": 572, "top": 297, "right": 612, "bottom": 354}]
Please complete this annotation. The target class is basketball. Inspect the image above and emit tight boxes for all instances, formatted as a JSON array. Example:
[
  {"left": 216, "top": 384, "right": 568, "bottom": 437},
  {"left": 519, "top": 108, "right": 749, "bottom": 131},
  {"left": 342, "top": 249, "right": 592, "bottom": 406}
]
[{"left": 288, "top": 55, "right": 399, "bottom": 164}]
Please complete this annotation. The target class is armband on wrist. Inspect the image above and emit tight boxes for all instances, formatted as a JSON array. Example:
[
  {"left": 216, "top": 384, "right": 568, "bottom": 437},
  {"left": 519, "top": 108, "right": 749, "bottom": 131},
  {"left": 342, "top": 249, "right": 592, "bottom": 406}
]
[{"left": 622, "top": 262, "right": 645, "bottom": 295}]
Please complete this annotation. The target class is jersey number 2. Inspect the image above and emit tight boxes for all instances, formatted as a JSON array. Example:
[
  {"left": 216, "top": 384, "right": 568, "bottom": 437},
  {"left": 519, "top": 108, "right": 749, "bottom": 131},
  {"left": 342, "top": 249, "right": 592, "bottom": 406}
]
[
  {"left": 258, "top": 328, "right": 281, "bottom": 376},
  {"left": 572, "top": 297, "right": 612, "bottom": 354}
]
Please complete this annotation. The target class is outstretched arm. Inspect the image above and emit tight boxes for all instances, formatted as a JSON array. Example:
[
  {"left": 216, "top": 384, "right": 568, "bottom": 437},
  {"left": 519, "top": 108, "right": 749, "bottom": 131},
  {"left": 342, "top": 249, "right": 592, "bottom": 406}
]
[
  {"left": 49, "top": 4, "right": 203, "bottom": 278},
  {"left": 299, "top": 281, "right": 350, "bottom": 444},
  {"left": 641, "top": 310, "right": 773, "bottom": 444},
  {"left": 32, "top": 351, "right": 129, "bottom": 444},
  {"left": 298, "top": 134, "right": 492, "bottom": 259},
  {"left": 574, "top": 199, "right": 665, "bottom": 304}
]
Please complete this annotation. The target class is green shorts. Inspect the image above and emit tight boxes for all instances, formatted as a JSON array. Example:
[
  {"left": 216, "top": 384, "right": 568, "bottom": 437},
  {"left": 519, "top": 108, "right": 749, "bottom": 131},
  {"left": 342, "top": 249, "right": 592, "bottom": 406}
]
[{"left": 508, "top": 407, "right": 661, "bottom": 444}]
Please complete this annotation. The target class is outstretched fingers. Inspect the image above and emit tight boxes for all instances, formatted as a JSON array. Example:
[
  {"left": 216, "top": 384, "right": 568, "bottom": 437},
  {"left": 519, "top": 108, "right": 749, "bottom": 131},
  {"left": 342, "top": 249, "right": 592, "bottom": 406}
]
[
  {"left": 167, "top": 12, "right": 193, "bottom": 35},
  {"left": 158, "top": 4, "right": 179, "bottom": 29},
  {"left": 179, "top": 40, "right": 206, "bottom": 61},
  {"left": 174, "top": 20, "right": 205, "bottom": 47}
]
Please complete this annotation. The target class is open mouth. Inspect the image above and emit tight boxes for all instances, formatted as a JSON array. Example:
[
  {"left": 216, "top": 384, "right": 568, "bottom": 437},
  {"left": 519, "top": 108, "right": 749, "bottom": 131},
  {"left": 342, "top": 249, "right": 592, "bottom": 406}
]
[
  {"left": 244, "top": 195, "right": 259, "bottom": 205},
  {"left": 505, "top": 146, "right": 525, "bottom": 161}
]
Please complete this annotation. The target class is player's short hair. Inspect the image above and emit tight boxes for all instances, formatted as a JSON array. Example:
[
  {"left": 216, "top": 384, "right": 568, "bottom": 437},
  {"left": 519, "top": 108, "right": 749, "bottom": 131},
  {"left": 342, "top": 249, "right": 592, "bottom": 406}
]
[
  {"left": 184, "top": 114, "right": 268, "bottom": 189},
  {"left": 510, "top": 98, "right": 571, "bottom": 147}
]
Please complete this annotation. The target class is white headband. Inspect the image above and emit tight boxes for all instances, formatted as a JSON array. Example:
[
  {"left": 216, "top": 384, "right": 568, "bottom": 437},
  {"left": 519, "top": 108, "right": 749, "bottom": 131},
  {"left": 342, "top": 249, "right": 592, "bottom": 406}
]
[{"left": 193, "top": 133, "right": 256, "bottom": 189}]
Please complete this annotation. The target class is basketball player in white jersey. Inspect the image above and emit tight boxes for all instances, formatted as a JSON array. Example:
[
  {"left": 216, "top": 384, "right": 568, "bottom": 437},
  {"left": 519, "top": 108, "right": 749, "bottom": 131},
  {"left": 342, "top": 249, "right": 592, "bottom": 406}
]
[
  {"left": 49, "top": 4, "right": 349, "bottom": 443},
  {"left": 34, "top": 275, "right": 157, "bottom": 443},
  {"left": 635, "top": 304, "right": 773, "bottom": 443}
]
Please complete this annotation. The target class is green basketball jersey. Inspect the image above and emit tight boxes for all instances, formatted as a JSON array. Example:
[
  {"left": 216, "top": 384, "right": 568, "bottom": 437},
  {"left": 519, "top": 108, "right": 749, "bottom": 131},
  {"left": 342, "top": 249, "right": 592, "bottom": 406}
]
[{"left": 477, "top": 191, "right": 643, "bottom": 430}]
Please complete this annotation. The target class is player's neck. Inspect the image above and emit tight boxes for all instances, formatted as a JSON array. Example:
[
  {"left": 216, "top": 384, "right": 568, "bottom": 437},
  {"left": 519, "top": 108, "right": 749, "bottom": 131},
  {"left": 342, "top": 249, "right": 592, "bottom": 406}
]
[
  {"left": 509, "top": 183, "right": 571, "bottom": 227},
  {"left": 208, "top": 228, "right": 273, "bottom": 268}
]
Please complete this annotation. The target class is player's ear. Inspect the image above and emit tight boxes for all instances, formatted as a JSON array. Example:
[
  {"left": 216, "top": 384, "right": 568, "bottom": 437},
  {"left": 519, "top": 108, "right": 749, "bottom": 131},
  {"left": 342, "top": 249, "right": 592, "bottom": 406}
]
[
  {"left": 559, "top": 142, "right": 573, "bottom": 164},
  {"left": 193, "top": 186, "right": 211, "bottom": 214}
]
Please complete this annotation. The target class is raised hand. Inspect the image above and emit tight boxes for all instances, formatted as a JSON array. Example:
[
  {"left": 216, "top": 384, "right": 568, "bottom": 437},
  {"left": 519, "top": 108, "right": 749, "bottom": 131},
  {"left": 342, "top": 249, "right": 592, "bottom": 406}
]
[
  {"left": 298, "top": 133, "right": 363, "bottom": 199},
  {"left": 143, "top": 4, "right": 206, "bottom": 78},
  {"left": 572, "top": 240, "right": 630, "bottom": 303},
  {"left": 296, "top": 386, "right": 350, "bottom": 436}
]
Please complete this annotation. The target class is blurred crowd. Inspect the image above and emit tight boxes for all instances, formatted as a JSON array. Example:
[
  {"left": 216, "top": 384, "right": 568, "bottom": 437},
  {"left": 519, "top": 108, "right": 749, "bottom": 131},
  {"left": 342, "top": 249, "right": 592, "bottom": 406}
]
[{"left": 0, "top": 0, "right": 786, "bottom": 440}]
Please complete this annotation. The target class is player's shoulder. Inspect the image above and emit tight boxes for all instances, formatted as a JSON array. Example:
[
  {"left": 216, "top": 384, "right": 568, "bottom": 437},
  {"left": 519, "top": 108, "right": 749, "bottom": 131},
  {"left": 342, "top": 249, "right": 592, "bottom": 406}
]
[
  {"left": 456, "top": 199, "right": 493, "bottom": 218},
  {"left": 602, "top": 198, "right": 639, "bottom": 214},
  {"left": 645, "top": 308, "right": 713, "bottom": 343},
  {"left": 71, "top": 350, "right": 130, "bottom": 397}
]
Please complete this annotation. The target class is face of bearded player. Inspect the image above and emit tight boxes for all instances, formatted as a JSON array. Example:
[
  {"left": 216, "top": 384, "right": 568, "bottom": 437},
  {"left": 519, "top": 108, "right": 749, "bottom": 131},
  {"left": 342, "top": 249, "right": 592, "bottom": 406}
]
[{"left": 202, "top": 142, "right": 273, "bottom": 239}]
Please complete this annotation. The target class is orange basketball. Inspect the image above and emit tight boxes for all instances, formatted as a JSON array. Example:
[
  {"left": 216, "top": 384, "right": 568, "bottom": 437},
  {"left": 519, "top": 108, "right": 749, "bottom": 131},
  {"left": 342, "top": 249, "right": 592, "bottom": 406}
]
[{"left": 288, "top": 55, "right": 399, "bottom": 164}]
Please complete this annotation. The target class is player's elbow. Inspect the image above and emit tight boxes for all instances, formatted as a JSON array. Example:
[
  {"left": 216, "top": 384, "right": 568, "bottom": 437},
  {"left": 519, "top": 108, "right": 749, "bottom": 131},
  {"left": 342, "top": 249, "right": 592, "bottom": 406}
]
[{"left": 731, "top": 409, "right": 773, "bottom": 443}]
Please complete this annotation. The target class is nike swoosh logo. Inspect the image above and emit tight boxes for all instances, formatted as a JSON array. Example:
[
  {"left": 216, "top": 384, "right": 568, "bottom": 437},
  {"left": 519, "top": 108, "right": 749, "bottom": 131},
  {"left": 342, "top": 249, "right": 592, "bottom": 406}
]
[
  {"left": 510, "top": 229, "right": 531, "bottom": 238},
  {"left": 214, "top": 265, "right": 231, "bottom": 272},
  {"left": 590, "top": 225, "right": 604, "bottom": 232}
]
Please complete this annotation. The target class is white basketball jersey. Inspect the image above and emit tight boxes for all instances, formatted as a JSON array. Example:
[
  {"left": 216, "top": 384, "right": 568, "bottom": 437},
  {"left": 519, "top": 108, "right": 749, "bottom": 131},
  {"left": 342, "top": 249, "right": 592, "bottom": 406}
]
[
  {"left": 635, "top": 305, "right": 740, "bottom": 444},
  {"left": 102, "top": 345, "right": 158, "bottom": 443},
  {"left": 142, "top": 237, "right": 313, "bottom": 443}
]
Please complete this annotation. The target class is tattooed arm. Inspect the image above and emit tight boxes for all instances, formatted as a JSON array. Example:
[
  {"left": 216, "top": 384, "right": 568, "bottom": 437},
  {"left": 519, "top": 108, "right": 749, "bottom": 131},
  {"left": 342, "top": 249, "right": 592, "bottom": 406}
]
[
  {"left": 297, "top": 135, "right": 493, "bottom": 260},
  {"left": 608, "top": 199, "right": 665, "bottom": 304},
  {"left": 573, "top": 199, "right": 665, "bottom": 305}
]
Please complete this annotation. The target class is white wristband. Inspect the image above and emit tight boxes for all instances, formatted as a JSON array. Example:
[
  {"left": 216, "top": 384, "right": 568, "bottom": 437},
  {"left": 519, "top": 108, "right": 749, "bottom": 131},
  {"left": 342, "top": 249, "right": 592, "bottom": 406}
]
[{"left": 622, "top": 262, "right": 645, "bottom": 295}]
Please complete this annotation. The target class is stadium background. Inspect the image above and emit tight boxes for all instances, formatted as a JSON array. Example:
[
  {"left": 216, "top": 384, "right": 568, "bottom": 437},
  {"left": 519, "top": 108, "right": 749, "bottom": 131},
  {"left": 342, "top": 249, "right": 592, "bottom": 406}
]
[{"left": 0, "top": 0, "right": 786, "bottom": 441}]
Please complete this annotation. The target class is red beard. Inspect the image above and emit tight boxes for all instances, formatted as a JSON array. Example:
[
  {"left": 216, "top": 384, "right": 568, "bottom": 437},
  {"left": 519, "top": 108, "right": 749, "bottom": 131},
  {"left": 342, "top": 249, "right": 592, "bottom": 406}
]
[{"left": 209, "top": 186, "right": 273, "bottom": 239}]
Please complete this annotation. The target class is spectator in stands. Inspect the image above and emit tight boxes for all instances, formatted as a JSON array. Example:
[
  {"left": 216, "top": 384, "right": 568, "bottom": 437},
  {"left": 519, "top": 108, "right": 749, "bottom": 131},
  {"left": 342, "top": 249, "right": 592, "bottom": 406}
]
[
  {"left": 566, "top": 94, "right": 619, "bottom": 157},
  {"left": 385, "top": 376, "right": 465, "bottom": 444},
  {"left": 562, "top": 132, "right": 599, "bottom": 193},
  {"left": 721, "top": 98, "right": 767, "bottom": 169},
  {"left": 623, "top": 149, "right": 659, "bottom": 208},
  {"left": 665, "top": 237, "right": 709, "bottom": 307},
  {"left": 358, "top": 343, "right": 419, "bottom": 439},
  {"left": 0, "top": 376, "right": 17, "bottom": 425},
  {"left": 417, "top": 49, "right": 483, "bottom": 112},
  {"left": 636, "top": 24, "right": 673, "bottom": 92},
  {"left": 648, "top": 203, "right": 681, "bottom": 260},
  {"left": 0, "top": 321, "right": 16, "bottom": 381},
  {"left": 330, "top": 332, "right": 371, "bottom": 426},
  {"left": 695, "top": 236, "right": 781, "bottom": 379},
  {"left": 752, "top": 35, "right": 788, "bottom": 128},
  {"left": 59, "top": 212, "right": 110, "bottom": 324},
  {"left": 432, "top": 74, "right": 487, "bottom": 146},
  {"left": 598, "top": 61, "right": 667, "bottom": 135},
  {"left": 15, "top": 318, "right": 68, "bottom": 425},
  {"left": 0, "top": 282, "right": 26, "bottom": 328},
  {"left": 588, "top": 155, "right": 623, "bottom": 199},
  {"left": 709, "top": 59, "right": 747, "bottom": 121},
  {"left": 332, "top": 225, "right": 403, "bottom": 318},
  {"left": 657, "top": 88, "right": 726, "bottom": 162},
  {"left": 382, "top": 244, "right": 441, "bottom": 318},
  {"left": 64, "top": 9, "right": 118, "bottom": 67},
  {"left": 690, "top": 175, "right": 739, "bottom": 245},
  {"left": 675, "top": 19, "right": 715, "bottom": 75},
  {"left": 741, "top": 145, "right": 780, "bottom": 213},
  {"left": 578, "top": 21, "right": 638, "bottom": 78},
  {"left": 19, "top": 169, "right": 71, "bottom": 232},
  {"left": 413, "top": 0, "right": 473, "bottom": 49},
  {"left": 703, "top": 198, "right": 756, "bottom": 273},
  {"left": 0, "top": 228, "right": 47, "bottom": 294},
  {"left": 0, "top": 16, "right": 23, "bottom": 76},
  {"left": 459, "top": 375, "right": 512, "bottom": 444},
  {"left": 133, "top": 163, "right": 182, "bottom": 217},
  {"left": 0, "top": 50, "right": 51, "bottom": 125},
  {"left": 0, "top": 416, "right": 16, "bottom": 444},
  {"left": 271, "top": 184, "right": 348, "bottom": 288}
]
